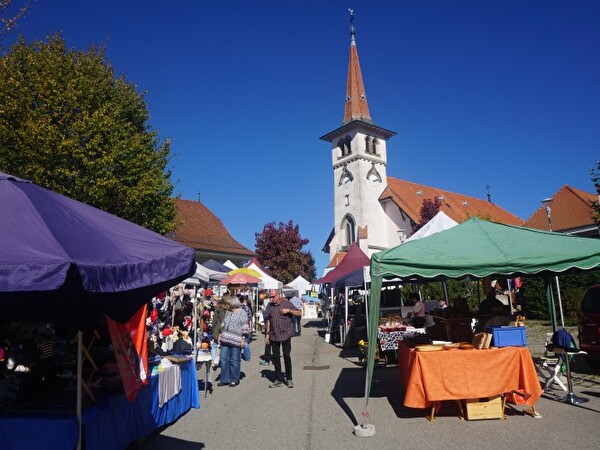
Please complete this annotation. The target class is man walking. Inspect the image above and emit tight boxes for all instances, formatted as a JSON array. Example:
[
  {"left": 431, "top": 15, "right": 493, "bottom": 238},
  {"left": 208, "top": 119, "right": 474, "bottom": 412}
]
[{"left": 264, "top": 290, "right": 302, "bottom": 388}]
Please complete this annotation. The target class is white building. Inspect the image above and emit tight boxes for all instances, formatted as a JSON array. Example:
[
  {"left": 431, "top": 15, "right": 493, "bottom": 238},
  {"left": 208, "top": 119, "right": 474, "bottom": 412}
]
[{"left": 321, "top": 21, "right": 522, "bottom": 263}]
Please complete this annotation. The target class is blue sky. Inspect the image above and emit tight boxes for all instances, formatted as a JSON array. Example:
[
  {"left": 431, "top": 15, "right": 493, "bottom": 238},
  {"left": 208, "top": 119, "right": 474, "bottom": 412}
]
[{"left": 4, "top": 1, "right": 599, "bottom": 276}]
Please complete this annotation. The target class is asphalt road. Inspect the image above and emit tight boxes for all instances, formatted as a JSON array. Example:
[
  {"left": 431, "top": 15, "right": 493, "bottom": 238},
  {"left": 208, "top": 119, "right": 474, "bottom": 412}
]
[{"left": 139, "top": 320, "right": 600, "bottom": 450}]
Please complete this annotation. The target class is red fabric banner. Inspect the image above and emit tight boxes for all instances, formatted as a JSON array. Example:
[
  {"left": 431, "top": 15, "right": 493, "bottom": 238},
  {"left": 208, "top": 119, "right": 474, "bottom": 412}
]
[{"left": 106, "top": 304, "right": 148, "bottom": 401}]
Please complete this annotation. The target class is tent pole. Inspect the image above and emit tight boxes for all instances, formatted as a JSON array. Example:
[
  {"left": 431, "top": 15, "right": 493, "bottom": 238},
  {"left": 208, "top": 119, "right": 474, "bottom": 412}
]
[
  {"left": 555, "top": 276, "right": 565, "bottom": 328},
  {"left": 546, "top": 276, "right": 557, "bottom": 333},
  {"left": 364, "top": 279, "right": 369, "bottom": 338},
  {"left": 441, "top": 280, "right": 449, "bottom": 303},
  {"left": 77, "top": 330, "right": 83, "bottom": 450},
  {"left": 344, "top": 286, "right": 349, "bottom": 343},
  {"left": 193, "top": 286, "right": 198, "bottom": 364}
]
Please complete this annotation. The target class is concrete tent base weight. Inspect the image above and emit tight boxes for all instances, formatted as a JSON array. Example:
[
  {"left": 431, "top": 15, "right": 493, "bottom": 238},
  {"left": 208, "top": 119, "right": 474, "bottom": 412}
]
[{"left": 353, "top": 424, "right": 376, "bottom": 437}]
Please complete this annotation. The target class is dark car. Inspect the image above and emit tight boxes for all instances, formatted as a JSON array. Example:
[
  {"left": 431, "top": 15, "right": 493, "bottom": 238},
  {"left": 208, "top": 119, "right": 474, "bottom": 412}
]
[{"left": 577, "top": 284, "right": 600, "bottom": 369}]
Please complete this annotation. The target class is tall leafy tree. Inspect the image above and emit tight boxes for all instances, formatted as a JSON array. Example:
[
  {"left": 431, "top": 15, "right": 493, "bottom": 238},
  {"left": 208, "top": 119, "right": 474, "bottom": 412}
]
[
  {"left": 1, "top": 0, "right": 31, "bottom": 39},
  {"left": 414, "top": 197, "right": 442, "bottom": 232},
  {"left": 255, "top": 220, "right": 316, "bottom": 284},
  {"left": 0, "top": 34, "right": 176, "bottom": 233}
]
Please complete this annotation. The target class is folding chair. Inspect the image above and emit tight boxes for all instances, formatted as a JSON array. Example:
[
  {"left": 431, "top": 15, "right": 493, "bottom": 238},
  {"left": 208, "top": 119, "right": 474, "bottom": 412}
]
[{"left": 539, "top": 356, "right": 567, "bottom": 393}]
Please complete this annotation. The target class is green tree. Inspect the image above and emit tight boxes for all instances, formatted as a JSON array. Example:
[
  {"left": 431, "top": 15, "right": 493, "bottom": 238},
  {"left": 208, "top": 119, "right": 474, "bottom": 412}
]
[
  {"left": 0, "top": 34, "right": 176, "bottom": 233},
  {"left": 1, "top": 0, "right": 31, "bottom": 39},
  {"left": 590, "top": 160, "right": 600, "bottom": 224},
  {"left": 255, "top": 220, "right": 316, "bottom": 284},
  {"left": 521, "top": 271, "right": 600, "bottom": 324}
]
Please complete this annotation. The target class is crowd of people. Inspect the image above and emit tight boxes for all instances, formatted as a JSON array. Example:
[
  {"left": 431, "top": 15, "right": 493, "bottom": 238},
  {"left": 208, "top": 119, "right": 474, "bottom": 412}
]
[{"left": 145, "top": 285, "right": 307, "bottom": 389}]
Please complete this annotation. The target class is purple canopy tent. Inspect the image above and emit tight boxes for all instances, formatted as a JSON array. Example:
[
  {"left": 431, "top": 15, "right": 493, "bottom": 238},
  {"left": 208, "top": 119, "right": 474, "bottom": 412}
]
[
  {"left": 202, "top": 259, "right": 231, "bottom": 274},
  {"left": 0, "top": 171, "right": 195, "bottom": 326},
  {"left": 0, "top": 171, "right": 195, "bottom": 450}
]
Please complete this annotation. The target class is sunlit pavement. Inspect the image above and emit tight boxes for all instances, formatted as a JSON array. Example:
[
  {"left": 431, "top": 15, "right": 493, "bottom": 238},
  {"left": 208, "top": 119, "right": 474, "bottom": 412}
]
[{"left": 138, "top": 320, "right": 600, "bottom": 450}]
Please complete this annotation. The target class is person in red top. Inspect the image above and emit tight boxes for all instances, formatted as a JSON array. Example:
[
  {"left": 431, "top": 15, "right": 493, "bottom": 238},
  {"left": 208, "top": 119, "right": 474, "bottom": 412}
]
[{"left": 263, "top": 290, "right": 302, "bottom": 388}]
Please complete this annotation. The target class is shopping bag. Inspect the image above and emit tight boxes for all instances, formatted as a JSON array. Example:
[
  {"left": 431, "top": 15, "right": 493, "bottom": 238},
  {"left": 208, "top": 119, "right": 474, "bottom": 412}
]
[{"left": 242, "top": 341, "right": 251, "bottom": 361}]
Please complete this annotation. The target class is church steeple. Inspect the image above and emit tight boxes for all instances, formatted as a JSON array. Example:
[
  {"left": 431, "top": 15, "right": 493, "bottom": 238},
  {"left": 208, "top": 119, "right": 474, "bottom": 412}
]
[{"left": 343, "top": 10, "right": 372, "bottom": 124}]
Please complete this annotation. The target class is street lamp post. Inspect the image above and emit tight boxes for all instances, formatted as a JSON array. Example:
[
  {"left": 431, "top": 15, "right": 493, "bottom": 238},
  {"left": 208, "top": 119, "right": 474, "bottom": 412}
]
[{"left": 541, "top": 197, "right": 564, "bottom": 328}]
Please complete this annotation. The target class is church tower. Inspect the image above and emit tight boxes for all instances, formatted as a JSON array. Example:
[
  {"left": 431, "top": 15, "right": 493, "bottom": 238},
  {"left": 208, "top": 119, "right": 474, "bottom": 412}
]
[{"left": 320, "top": 14, "right": 396, "bottom": 258}]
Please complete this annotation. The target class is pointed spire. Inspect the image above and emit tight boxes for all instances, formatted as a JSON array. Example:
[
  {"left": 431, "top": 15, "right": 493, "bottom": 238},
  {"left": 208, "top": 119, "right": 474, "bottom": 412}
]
[{"left": 343, "top": 10, "right": 372, "bottom": 124}]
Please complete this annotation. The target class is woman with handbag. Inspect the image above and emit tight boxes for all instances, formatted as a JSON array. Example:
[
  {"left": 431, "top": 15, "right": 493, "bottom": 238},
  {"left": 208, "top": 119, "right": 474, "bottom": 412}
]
[{"left": 217, "top": 295, "right": 248, "bottom": 387}]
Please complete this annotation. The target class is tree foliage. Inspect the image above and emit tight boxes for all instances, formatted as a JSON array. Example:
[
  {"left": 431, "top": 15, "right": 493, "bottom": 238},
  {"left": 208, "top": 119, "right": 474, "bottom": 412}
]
[
  {"left": 1, "top": 0, "right": 31, "bottom": 39},
  {"left": 522, "top": 271, "right": 600, "bottom": 325},
  {"left": 591, "top": 160, "right": 600, "bottom": 224},
  {"left": 255, "top": 220, "right": 316, "bottom": 284},
  {"left": 414, "top": 197, "right": 442, "bottom": 232},
  {"left": 0, "top": 34, "right": 177, "bottom": 233}
]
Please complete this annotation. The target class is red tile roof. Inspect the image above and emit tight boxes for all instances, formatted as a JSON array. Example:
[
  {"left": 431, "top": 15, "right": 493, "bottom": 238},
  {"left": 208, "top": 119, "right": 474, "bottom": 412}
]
[
  {"left": 170, "top": 199, "right": 254, "bottom": 257},
  {"left": 380, "top": 177, "right": 524, "bottom": 226},
  {"left": 327, "top": 251, "right": 347, "bottom": 268},
  {"left": 523, "top": 185, "right": 597, "bottom": 232},
  {"left": 343, "top": 34, "right": 372, "bottom": 124}
]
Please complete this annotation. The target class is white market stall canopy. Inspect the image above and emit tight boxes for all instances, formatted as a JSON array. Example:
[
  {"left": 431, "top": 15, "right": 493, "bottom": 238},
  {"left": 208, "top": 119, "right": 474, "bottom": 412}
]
[{"left": 246, "top": 258, "right": 283, "bottom": 290}]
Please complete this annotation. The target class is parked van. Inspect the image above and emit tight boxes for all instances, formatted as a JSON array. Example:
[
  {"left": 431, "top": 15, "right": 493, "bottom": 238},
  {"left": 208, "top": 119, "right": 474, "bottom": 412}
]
[{"left": 577, "top": 284, "right": 600, "bottom": 369}]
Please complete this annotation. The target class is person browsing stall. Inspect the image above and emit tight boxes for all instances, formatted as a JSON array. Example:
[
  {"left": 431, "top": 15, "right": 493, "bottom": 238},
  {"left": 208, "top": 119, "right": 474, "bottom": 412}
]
[
  {"left": 217, "top": 295, "right": 248, "bottom": 387},
  {"left": 263, "top": 290, "right": 302, "bottom": 388},
  {"left": 407, "top": 292, "right": 425, "bottom": 328}
]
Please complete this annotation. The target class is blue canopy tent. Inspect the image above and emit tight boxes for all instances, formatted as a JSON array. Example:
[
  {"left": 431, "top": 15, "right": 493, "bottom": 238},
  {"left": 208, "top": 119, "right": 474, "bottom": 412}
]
[
  {"left": 0, "top": 171, "right": 196, "bottom": 449},
  {"left": 0, "top": 171, "right": 195, "bottom": 326}
]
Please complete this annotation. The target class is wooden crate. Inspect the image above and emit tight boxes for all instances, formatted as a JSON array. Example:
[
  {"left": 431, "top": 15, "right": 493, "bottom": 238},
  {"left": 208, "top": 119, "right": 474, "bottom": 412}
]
[{"left": 462, "top": 396, "right": 505, "bottom": 420}]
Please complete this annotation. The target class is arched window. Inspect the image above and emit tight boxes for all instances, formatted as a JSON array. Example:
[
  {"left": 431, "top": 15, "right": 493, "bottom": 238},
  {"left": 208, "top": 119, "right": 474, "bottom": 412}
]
[
  {"left": 372, "top": 137, "right": 379, "bottom": 155},
  {"left": 343, "top": 136, "right": 352, "bottom": 156},
  {"left": 341, "top": 215, "right": 356, "bottom": 247},
  {"left": 336, "top": 138, "right": 345, "bottom": 158},
  {"left": 365, "top": 136, "right": 372, "bottom": 154}
]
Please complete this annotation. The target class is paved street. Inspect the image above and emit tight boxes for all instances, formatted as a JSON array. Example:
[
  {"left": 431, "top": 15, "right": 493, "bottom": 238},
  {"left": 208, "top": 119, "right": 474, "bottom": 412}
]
[{"left": 140, "top": 320, "right": 600, "bottom": 450}]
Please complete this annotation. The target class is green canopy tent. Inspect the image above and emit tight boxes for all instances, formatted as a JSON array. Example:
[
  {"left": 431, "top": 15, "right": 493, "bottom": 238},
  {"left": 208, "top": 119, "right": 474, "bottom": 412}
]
[{"left": 361, "top": 218, "right": 600, "bottom": 434}]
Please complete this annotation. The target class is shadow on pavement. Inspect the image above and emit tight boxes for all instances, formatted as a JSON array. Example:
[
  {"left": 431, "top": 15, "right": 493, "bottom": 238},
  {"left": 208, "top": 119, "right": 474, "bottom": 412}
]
[
  {"left": 330, "top": 366, "right": 428, "bottom": 426},
  {"left": 303, "top": 320, "right": 324, "bottom": 328},
  {"left": 138, "top": 434, "right": 205, "bottom": 449}
]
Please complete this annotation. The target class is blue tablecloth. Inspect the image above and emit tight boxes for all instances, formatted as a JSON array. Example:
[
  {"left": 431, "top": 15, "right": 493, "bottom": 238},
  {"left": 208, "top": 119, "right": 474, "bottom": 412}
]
[
  {"left": 0, "top": 413, "right": 78, "bottom": 450},
  {"left": 0, "top": 358, "right": 199, "bottom": 450},
  {"left": 83, "top": 358, "right": 200, "bottom": 450}
]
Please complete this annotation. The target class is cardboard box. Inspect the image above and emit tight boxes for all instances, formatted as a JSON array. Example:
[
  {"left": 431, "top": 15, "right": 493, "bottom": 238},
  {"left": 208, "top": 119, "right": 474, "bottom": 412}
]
[
  {"left": 463, "top": 396, "right": 505, "bottom": 420},
  {"left": 485, "top": 326, "right": 528, "bottom": 347},
  {"left": 472, "top": 332, "right": 492, "bottom": 349}
]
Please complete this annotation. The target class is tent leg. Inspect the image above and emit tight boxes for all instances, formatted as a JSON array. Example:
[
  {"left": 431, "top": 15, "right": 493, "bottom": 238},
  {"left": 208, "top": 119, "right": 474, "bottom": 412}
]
[
  {"left": 546, "top": 277, "right": 557, "bottom": 333},
  {"left": 344, "top": 286, "right": 349, "bottom": 341},
  {"left": 193, "top": 287, "right": 198, "bottom": 364},
  {"left": 555, "top": 276, "right": 565, "bottom": 328},
  {"left": 77, "top": 330, "right": 83, "bottom": 450}
]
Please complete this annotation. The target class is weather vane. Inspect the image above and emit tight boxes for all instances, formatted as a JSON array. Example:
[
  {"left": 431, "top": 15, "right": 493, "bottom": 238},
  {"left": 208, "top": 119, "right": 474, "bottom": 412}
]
[{"left": 348, "top": 8, "right": 355, "bottom": 40}]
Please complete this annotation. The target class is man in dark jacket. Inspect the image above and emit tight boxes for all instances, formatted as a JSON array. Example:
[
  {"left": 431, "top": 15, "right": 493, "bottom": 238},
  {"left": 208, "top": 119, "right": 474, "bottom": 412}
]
[{"left": 264, "top": 290, "right": 302, "bottom": 388}]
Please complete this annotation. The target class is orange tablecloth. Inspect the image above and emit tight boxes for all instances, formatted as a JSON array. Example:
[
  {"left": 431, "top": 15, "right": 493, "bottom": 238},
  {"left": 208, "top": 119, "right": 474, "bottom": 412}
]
[{"left": 398, "top": 343, "right": 542, "bottom": 409}]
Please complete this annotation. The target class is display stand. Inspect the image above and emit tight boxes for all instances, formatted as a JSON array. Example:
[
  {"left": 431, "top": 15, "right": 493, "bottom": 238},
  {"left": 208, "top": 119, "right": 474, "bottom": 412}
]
[
  {"left": 548, "top": 347, "right": 588, "bottom": 405},
  {"left": 196, "top": 350, "right": 212, "bottom": 397}
]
